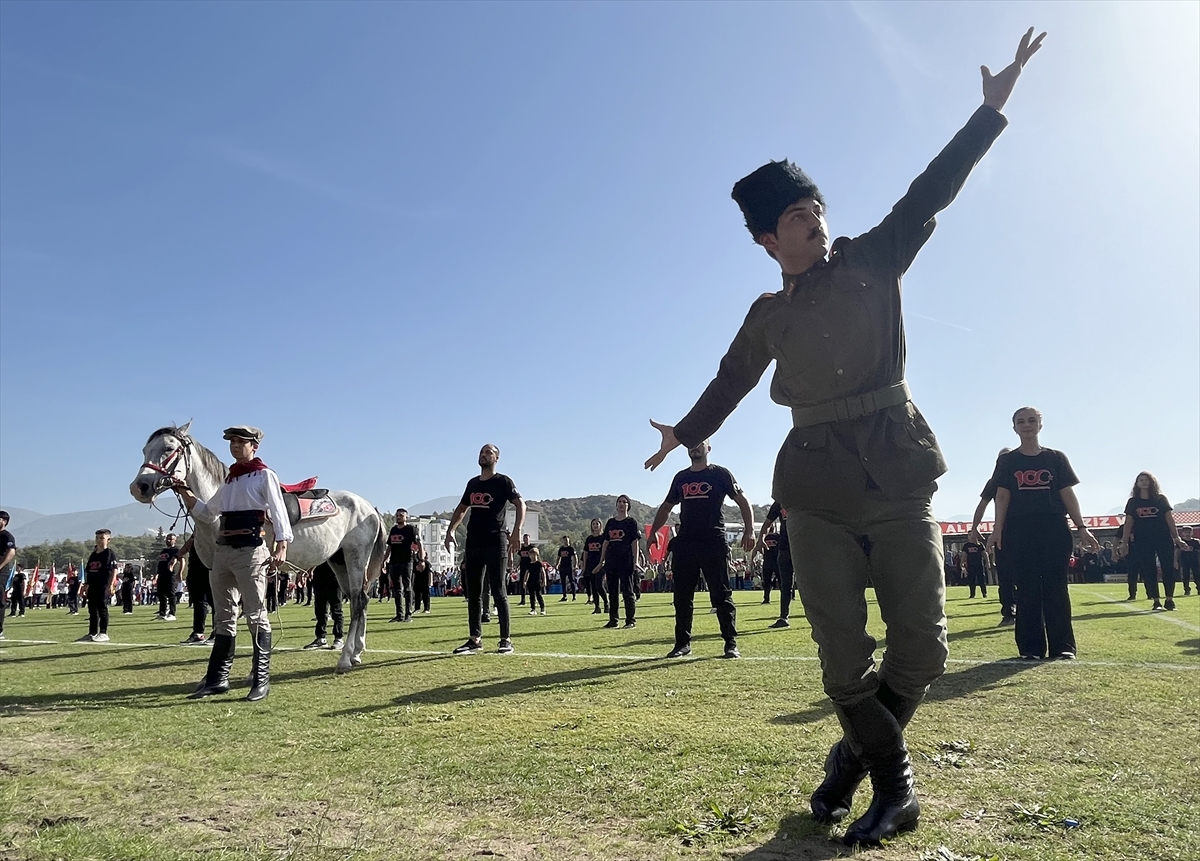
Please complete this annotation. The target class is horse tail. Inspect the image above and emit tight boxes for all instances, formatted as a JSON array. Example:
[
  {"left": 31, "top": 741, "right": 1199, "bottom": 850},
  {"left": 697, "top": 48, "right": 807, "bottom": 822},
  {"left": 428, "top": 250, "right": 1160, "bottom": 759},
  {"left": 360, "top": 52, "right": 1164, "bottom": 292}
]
[{"left": 367, "top": 512, "right": 388, "bottom": 588}]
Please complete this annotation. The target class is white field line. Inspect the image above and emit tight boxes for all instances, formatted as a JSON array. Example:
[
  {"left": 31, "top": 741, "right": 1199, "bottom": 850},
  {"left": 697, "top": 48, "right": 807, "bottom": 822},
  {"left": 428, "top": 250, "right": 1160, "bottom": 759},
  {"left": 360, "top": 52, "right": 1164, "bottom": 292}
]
[
  {"left": 1084, "top": 590, "right": 1200, "bottom": 632},
  {"left": 2, "top": 638, "right": 1197, "bottom": 672}
]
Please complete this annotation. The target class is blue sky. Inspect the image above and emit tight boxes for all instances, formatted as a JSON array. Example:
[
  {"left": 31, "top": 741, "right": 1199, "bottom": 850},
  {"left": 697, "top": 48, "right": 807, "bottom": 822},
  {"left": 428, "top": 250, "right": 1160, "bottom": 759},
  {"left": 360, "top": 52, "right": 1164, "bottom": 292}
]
[{"left": 2, "top": 1, "right": 1197, "bottom": 522}]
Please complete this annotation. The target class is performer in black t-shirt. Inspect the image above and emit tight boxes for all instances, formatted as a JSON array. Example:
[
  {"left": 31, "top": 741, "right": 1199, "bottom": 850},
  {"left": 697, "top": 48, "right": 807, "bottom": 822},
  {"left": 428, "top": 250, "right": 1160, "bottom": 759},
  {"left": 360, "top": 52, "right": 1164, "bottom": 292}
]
[
  {"left": 961, "top": 540, "right": 987, "bottom": 598},
  {"left": 385, "top": 509, "right": 423, "bottom": 622},
  {"left": 1177, "top": 526, "right": 1199, "bottom": 597},
  {"left": 516, "top": 534, "right": 535, "bottom": 606},
  {"left": 756, "top": 502, "right": 795, "bottom": 628},
  {"left": 0, "top": 511, "right": 15, "bottom": 640},
  {"left": 594, "top": 495, "right": 644, "bottom": 629},
  {"left": 524, "top": 547, "right": 546, "bottom": 615},
  {"left": 556, "top": 537, "right": 577, "bottom": 601},
  {"left": 987, "top": 408, "right": 1098, "bottom": 660},
  {"left": 154, "top": 533, "right": 181, "bottom": 621},
  {"left": 445, "top": 444, "right": 525, "bottom": 654},
  {"left": 81, "top": 529, "right": 120, "bottom": 643},
  {"left": 649, "top": 440, "right": 755, "bottom": 658},
  {"left": 758, "top": 528, "right": 781, "bottom": 604},
  {"left": 1118, "top": 472, "right": 1187, "bottom": 611},
  {"left": 582, "top": 520, "right": 607, "bottom": 615},
  {"left": 412, "top": 557, "right": 432, "bottom": 613},
  {"left": 970, "top": 448, "right": 1014, "bottom": 623}
]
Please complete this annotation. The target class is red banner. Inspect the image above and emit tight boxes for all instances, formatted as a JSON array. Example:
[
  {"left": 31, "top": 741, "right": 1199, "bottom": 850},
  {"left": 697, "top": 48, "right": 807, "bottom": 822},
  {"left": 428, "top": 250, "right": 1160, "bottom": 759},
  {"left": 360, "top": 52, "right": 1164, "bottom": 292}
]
[{"left": 644, "top": 524, "right": 671, "bottom": 564}]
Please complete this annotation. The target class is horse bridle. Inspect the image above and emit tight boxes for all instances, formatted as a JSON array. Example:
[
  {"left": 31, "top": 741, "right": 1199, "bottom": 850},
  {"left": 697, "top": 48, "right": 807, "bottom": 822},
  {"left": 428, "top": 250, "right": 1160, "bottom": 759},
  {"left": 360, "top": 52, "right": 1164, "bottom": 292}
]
[{"left": 140, "top": 428, "right": 195, "bottom": 498}]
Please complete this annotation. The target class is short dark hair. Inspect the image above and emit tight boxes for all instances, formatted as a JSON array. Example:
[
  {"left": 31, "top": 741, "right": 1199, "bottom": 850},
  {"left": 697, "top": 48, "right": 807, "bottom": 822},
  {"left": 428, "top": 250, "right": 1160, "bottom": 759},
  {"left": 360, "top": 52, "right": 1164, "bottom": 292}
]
[{"left": 95, "top": 529, "right": 111, "bottom": 536}]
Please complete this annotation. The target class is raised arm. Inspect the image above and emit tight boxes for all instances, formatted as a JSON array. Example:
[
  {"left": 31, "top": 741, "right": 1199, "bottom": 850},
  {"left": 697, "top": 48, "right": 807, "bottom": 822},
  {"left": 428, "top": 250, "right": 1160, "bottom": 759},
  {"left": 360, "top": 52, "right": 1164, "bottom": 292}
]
[{"left": 982, "top": 27, "right": 1046, "bottom": 113}]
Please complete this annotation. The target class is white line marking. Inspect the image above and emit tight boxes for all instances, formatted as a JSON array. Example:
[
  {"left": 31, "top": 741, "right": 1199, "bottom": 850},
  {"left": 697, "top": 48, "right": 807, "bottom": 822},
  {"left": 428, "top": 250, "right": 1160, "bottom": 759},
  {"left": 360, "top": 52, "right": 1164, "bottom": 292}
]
[
  {"left": 3, "top": 639, "right": 1196, "bottom": 671},
  {"left": 1085, "top": 591, "right": 1200, "bottom": 632}
]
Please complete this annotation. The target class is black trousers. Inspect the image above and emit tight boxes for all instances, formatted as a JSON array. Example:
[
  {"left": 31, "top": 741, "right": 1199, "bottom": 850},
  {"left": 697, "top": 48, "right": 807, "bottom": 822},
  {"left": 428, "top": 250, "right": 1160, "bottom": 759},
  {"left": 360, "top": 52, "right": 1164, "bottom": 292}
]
[
  {"left": 1007, "top": 516, "right": 1075, "bottom": 658},
  {"left": 413, "top": 572, "right": 431, "bottom": 612},
  {"left": 995, "top": 545, "right": 1016, "bottom": 618},
  {"left": 777, "top": 549, "right": 794, "bottom": 619},
  {"left": 314, "top": 566, "right": 343, "bottom": 640},
  {"left": 465, "top": 540, "right": 510, "bottom": 640},
  {"left": 277, "top": 572, "right": 290, "bottom": 605},
  {"left": 121, "top": 582, "right": 134, "bottom": 612},
  {"left": 527, "top": 579, "right": 545, "bottom": 611},
  {"left": 158, "top": 575, "right": 176, "bottom": 616},
  {"left": 389, "top": 560, "right": 413, "bottom": 618},
  {"left": 605, "top": 557, "right": 636, "bottom": 624},
  {"left": 67, "top": 586, "right": 79, "bottom": 613},
  {"left": 966, "top": 565, "right": 988, "bottom": 597},
  {"left": 558, "top": 565, "right": 575, "bottom": 597},
  {"left": 516, "top": 566, "right": 528, "bottom": 603},
  {"left": 1129, "top": 535, "right": 1178, "bottom": 600},
  {"left": 671, "top": 539, "right": 737, "bottom": 648},
  {"left": 1181, "top": 555, "right": 1199, "bottom": 592},
  {"left": 590, "top": 569, "right": 607, "bottom": 611},
  {"left": 9, "top": 579, "right": 26, "bottom": 615},
  {"left": 187, "top": 568, "right": 213, "bottom": 635},
  {"left": 86, "top": 583, "right": 109, "bottom": 636},
  {"left": 762, "top": 554, "right": 779, "bottom": 601}
]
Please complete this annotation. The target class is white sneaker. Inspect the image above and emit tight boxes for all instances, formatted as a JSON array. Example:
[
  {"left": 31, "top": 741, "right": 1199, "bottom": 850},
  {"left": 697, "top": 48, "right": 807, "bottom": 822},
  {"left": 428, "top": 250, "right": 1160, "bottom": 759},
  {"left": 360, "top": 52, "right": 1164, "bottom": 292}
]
[
  {"left": 93, "top": 633, "right": 110, "bottom": 643},
  {"left": 529, "top": 610, "right": 538, "bottom": 616},
  {"left": 540, "top": 610, "right": 547, "bottom": 616},
  {"left": 163, "top": 614, "right": 177, "bottom": 622}
]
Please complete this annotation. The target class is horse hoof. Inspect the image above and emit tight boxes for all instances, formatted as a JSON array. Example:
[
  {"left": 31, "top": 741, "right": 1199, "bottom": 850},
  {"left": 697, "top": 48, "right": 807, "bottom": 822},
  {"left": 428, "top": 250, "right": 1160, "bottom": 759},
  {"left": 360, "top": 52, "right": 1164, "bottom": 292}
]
[
  {"left": 335, "top": 661, "right": 352, "bottom": 674},
  {"left": 350, "top": 656, "right": 363, "bottom": 666}
]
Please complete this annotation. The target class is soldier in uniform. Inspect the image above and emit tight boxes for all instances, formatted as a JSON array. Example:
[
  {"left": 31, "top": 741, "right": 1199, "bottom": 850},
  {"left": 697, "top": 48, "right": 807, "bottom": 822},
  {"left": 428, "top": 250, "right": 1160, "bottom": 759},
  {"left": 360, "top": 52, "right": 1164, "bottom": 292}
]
[
  {"left": 644, "top": 31, "right": 1047, "bottom": 845},
  {"left": 174, "top": 425, "right": 292, "bottom": 702}
]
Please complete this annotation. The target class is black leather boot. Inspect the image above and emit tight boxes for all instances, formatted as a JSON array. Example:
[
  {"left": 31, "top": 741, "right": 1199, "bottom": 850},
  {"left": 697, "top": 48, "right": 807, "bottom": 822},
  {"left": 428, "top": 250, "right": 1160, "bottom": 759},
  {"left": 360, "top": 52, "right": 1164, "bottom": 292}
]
[
  {"left": 188, "top": 634, "right": 235, "bottom": 699},
  {"left": 838, "top": 695, "right": 920, "bottom": 845},
  {"left": 810, "top": 681, "right": 923, "bottom": 823},
  {"left": 245, "top": 628, "right": 272, "bottom": 702}
]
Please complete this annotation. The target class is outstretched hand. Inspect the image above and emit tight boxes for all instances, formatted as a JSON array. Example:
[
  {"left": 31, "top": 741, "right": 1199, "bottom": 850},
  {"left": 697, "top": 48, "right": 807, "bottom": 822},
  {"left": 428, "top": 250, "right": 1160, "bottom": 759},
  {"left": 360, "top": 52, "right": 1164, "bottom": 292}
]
[
  {"left": 644, "top": 419, "right": 680, "bottom": 472},
  {"left": 982, "top": 27, "right": 1046, "bottom": 113}
]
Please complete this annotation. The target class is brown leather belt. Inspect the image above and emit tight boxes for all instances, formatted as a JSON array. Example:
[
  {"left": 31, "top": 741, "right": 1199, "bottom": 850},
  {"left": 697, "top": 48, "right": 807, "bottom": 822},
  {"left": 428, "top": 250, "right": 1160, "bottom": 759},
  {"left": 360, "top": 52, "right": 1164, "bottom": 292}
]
[{"left": 790, "top": 381, "right": 910, "bottom": 428}]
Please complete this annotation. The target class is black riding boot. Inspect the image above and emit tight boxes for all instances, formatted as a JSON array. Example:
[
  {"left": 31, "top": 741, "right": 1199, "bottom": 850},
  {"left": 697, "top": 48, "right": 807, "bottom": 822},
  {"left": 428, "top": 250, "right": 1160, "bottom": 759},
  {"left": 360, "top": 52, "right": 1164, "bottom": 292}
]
[
  {"left": 188, "top": 634, "right": 235, "bottom": 699},
  {"left": 837, "top": 694, "right": 920, "bottom": 845},
  {"left": 245, "top": 628, "right": 272, "bottom": 702},
  {"left": 810, "top": 680, "right": 922, "bottom": 823}
]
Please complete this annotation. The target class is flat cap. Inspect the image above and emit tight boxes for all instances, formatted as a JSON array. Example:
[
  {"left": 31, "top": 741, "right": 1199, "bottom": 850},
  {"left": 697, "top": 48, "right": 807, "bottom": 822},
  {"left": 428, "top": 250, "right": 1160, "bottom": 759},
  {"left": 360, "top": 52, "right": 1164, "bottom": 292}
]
[{"left": 222, "top": 425, "right": 264, "bottom": 443}]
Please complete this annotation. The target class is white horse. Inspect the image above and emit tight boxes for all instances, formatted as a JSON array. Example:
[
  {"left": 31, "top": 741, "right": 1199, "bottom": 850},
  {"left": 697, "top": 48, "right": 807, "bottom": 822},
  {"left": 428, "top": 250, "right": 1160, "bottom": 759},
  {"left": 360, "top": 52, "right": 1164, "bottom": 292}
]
[{"left": 129, "top": 422, "right": 387, "bottom": 673}]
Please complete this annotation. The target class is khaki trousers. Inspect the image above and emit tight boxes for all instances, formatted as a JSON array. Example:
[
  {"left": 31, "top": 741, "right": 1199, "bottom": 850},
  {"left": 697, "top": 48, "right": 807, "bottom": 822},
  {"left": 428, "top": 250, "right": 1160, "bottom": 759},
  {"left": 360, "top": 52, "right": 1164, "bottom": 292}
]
[
  {"left": 210, "top": 544, "right": 272, "bottom": 638},
  {"left": 787, "top": 483, "right": 947, "bottom": 706}
]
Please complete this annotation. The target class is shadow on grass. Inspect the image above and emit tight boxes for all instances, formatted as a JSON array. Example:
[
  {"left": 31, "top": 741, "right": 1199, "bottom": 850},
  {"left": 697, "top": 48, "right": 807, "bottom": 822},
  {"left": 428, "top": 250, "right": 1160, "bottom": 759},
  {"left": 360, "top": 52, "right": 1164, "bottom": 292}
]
[
  {"left": 320, "top": 657, "right": 669, "bottom": 717},
  {"left": 0, "top": 654, "right": 447, "bottom": 717},
  {"left": 768, "top": 658, "right": 1039, "bottom": 727},
  {"left": 730, "top": 812, "right": 851, "bottom": 860},
  {"left": 1178, "top": 638, "right": 1200, "bottom": 656}
]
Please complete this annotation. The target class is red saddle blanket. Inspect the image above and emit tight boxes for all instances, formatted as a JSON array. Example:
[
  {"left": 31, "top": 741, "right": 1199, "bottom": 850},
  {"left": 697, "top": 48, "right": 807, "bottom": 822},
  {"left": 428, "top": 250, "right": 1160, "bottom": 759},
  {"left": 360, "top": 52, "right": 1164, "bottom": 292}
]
[{"left": 281, "top": 477, "right": 319, "bottom": 493}]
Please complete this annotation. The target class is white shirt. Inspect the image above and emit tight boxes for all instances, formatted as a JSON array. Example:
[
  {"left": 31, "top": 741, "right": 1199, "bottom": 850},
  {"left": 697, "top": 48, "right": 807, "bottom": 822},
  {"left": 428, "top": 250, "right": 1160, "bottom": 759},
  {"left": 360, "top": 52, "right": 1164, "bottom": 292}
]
[{"left": 192, "top": 468, "right": 294, "bottom": 543}]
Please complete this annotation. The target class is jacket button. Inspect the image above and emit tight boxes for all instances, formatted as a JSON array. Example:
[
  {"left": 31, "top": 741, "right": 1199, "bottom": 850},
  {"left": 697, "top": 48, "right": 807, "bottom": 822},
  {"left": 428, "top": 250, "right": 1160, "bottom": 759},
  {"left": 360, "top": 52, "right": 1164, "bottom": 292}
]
[
  {"left": 823, "top": 333, "right": 830, "bottom": 338},
  {"left": 836, "top": 369, "right": 844, "bottom": 375}
]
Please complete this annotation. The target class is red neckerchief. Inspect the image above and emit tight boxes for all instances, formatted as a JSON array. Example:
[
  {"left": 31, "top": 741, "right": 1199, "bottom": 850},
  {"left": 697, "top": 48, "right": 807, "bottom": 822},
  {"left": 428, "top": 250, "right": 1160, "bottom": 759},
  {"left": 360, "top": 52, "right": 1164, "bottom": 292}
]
[{"left": 226, "top": 457, "right": 268, "bottom": 483}]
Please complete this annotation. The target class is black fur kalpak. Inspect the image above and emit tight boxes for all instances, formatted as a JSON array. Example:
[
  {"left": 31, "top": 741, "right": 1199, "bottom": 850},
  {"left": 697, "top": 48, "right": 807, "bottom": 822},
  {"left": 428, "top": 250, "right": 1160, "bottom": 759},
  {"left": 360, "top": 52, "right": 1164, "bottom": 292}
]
[{"left": 731, "top": 160, "right": 824, "bottom": 238}]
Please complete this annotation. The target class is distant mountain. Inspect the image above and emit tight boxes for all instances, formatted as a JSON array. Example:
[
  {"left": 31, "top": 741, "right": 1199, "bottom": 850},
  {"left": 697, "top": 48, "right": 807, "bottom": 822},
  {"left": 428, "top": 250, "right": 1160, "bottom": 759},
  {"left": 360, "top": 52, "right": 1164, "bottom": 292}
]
[
  {"left": 1178, "top": 498, "right": 1200, "bottom": 511},
  {"left": 0, "top": 501, "right": 184, "bottom": 543},
  {"left": 405, "top": 496, "right": 461, "bottom": 516}
]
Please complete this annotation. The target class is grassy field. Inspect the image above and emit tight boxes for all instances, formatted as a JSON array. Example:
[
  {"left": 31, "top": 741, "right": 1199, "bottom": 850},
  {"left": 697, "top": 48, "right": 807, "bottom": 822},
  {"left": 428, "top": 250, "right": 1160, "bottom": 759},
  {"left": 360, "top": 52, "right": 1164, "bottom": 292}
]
[{"left": 1, "top": 585, "right": 1197, "bottom": 861}]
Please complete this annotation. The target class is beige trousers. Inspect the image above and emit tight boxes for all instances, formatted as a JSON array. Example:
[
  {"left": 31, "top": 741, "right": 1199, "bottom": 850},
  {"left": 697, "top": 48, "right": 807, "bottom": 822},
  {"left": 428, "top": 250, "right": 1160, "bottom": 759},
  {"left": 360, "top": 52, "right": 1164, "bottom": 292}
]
[{"left": 210, "top": 544, "right": 272, "bottom": 638}]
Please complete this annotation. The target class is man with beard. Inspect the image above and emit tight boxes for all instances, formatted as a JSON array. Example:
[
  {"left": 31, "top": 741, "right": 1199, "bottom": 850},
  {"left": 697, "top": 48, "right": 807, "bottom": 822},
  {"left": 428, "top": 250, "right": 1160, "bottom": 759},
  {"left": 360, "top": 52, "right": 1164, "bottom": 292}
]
[
  {"left": 385, "top": 509, "right": 423, "bottom": 623},
  {"left": 649, "top": 440, "right": 754, "bottom": 659},
  {"left": 444, "top": 444, "right": 525, "bottom": 654}
]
